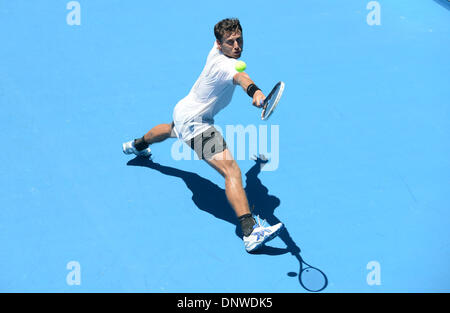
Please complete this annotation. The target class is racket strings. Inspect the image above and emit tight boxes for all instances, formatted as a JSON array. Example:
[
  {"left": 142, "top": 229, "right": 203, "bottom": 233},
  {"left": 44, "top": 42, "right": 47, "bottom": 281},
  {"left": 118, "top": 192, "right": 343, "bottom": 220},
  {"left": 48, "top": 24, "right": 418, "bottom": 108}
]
[{"left": 261, "top": 81, "right": 284, "bottom": 120}]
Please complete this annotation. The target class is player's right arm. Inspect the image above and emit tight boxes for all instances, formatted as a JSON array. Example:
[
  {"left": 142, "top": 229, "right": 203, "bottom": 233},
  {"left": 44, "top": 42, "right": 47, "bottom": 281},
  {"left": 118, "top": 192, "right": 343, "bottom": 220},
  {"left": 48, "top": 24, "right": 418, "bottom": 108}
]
[{"left": 233, "top": 72, "right": 265, "bottom": 108}]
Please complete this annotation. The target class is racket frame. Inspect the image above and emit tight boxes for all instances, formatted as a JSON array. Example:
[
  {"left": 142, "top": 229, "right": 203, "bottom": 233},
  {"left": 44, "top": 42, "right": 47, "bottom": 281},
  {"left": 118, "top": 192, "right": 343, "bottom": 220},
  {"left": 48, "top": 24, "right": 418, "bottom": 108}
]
[{"left": 261, "top": 81, "right": 285, "bottom": 120}]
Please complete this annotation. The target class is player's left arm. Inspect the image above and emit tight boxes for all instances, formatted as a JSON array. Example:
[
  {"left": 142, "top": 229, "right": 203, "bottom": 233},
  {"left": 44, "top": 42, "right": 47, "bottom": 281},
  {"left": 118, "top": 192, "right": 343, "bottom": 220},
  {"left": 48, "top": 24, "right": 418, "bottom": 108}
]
[{"left": 233, "top": 72, "right": 265, "bottom": 108}]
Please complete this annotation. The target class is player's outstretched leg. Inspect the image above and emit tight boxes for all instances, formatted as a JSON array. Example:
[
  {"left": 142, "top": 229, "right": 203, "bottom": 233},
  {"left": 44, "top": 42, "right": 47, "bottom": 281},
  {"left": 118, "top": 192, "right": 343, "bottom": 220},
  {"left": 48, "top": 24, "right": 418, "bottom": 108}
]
[
  {"left": 205, "top": 148, "right": 283, "bottom": 252},
  {"left": 123, "top": 122, "right": 175, "bottom": 157}
]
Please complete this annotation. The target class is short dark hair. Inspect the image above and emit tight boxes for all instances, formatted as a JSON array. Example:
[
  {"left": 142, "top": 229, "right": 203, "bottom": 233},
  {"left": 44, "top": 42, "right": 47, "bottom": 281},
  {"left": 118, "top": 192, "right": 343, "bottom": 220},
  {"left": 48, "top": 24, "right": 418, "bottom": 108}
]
[{"left": 214, "top": 18, "right": 243, "bottom": 43}]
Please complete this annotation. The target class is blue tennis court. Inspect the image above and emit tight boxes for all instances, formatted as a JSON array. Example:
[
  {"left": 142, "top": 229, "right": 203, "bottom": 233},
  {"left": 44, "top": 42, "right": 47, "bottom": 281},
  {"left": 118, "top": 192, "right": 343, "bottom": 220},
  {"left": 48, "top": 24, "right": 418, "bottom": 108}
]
[{"left": 1, "top": 0, "right": 449, "bottom": 292}]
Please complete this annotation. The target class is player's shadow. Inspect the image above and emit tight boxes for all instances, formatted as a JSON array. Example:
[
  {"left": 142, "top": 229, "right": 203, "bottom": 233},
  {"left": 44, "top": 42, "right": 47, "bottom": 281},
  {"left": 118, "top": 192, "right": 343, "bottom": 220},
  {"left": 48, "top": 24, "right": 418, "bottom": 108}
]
[
  {"left": 433, "top": 0, "right": 450, "bottom": 10},
  {"left": 127, "top": 155, "right": 328, "bottom": 292}
]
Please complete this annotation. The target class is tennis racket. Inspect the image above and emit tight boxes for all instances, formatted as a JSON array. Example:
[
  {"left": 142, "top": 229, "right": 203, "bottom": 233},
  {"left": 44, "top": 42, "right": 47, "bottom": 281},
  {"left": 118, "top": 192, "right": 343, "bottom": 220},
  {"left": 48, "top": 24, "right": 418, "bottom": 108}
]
[
  {"left": 298, "top": 257, "right": 328, "bottom": 292},
  {"left": 261, "top": 81, "right": 285, "bottom": 120},
  {"left": 288, "top": 255, "right": 328, "bottom": 292}
]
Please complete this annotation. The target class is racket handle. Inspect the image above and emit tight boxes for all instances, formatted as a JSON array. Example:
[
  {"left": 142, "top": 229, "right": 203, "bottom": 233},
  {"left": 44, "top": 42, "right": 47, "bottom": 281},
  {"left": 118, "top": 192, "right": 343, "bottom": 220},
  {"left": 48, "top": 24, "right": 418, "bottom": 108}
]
[{"left": 262, "top": 99, "right": 269, "bottom": 110}]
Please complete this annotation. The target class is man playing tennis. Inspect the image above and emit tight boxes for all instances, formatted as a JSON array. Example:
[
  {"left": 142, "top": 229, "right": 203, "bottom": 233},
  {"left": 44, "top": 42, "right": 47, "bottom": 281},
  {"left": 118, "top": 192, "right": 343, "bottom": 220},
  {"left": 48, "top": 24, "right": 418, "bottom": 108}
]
[{"left": 122, "top": 18, "right": 283, "bottom": 252}]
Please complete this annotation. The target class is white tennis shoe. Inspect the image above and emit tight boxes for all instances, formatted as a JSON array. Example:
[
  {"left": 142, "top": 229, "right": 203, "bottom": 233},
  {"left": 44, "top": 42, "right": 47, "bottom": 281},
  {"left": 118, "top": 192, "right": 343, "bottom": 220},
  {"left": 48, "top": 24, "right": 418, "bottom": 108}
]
[
  {"left": 122, "top": 140, "right": 152, "bottom": 157},
  {"left": 243, "top": 215, "right": 284, "bottom": 252}
]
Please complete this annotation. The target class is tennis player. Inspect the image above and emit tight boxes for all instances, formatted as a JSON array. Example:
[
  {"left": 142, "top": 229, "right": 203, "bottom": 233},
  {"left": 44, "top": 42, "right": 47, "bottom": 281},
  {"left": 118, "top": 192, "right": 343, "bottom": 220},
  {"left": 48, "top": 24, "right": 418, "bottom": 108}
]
[{"left": 123, "top": 18, "right": 283, "bottom": 252}]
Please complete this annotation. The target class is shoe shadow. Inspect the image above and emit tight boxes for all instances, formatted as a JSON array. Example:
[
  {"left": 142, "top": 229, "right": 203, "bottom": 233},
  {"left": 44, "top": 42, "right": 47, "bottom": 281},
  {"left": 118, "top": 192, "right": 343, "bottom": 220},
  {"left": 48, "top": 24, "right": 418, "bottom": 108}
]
[{"left": 126, "top": 155, "right": 328, "bottom": 292}]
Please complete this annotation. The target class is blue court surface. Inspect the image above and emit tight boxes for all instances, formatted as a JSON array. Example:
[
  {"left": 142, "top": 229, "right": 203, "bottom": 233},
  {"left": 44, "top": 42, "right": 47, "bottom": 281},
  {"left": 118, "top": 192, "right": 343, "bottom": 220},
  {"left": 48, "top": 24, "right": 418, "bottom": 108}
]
[{"left": 1, "top": 0, "right": 449, "bottom": 293}]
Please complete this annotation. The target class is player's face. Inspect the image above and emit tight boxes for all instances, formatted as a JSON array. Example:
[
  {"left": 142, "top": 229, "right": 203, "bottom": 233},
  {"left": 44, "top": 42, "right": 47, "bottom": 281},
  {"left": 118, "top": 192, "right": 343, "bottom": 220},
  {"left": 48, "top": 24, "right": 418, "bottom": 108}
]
[{"left": 217, "top": 31, "right": 243, "bottom": 59}]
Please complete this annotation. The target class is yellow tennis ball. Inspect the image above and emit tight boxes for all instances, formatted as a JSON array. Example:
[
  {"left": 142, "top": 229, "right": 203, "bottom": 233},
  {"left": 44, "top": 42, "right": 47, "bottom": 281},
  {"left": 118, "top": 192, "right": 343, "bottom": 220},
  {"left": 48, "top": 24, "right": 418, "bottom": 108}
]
[{"left": 235, "top": 60, "right": 247, "bottom": 72}]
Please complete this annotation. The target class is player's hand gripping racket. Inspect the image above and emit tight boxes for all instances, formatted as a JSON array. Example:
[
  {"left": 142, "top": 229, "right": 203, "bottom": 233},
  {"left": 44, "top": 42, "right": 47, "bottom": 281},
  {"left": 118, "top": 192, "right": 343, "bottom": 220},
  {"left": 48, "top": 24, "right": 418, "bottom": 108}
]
[{"left": 261, "top": 81, "right": 285, "bottom": 120}]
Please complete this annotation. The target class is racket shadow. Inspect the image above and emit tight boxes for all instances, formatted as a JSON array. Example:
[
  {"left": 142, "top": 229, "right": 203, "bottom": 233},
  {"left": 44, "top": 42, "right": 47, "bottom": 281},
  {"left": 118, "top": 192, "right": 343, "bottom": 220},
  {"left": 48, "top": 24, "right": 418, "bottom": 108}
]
[
  {"left": 126, "top": 155, "right": 328, "bottom": 292},
  {"left": 245, "top": 156, "right": 328, "bottom": 292}
]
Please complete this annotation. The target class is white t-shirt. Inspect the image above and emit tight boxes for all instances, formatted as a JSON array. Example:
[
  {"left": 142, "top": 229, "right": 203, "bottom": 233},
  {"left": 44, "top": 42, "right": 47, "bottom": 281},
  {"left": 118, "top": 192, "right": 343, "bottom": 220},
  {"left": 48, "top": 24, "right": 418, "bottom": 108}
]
[{"left": 173, "top": 42, "right": 239, "bottom": 141}]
